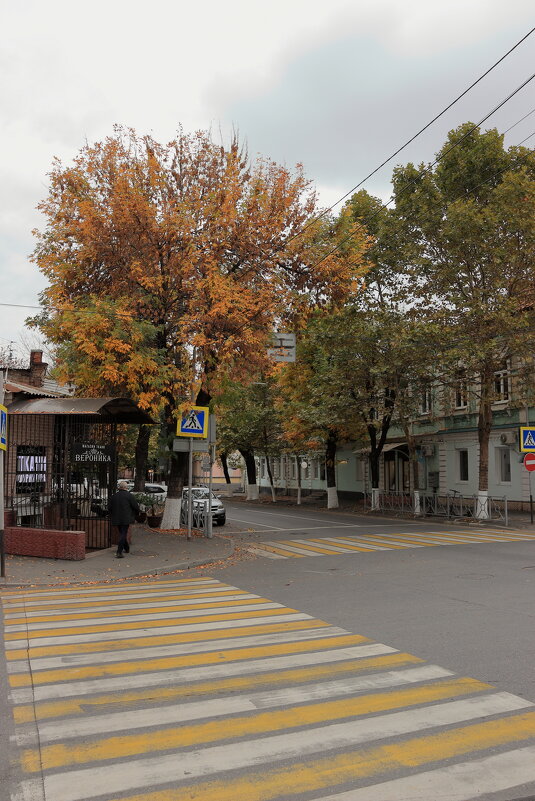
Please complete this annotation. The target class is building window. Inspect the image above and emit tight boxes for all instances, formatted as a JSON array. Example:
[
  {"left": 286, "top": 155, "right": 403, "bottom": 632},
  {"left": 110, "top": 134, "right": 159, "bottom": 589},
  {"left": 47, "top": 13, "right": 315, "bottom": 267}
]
[
  {"left": 419, "top": 386, "right": 432, "bottom": 415},
  {"left": 494, "top": 365, "right": 510, "bottom": 402},
  {"left": 356, "top": 459, "right": 364, "bottom": 482},
  {"left": 454, "top": 376, "right": 468, "bottom": 409},
  {"left": 458, "top": 449, "right": 469, "bottom": 482},
  {"left": 272, "top": 459, "right": 279, "bottom": 479},
  {"left": 496, "top": 447, "right": 511, "bottom": 483}
]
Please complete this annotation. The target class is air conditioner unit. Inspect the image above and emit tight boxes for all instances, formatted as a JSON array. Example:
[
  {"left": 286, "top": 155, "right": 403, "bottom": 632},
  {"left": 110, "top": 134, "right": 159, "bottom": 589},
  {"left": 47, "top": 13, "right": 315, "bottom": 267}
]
[
  {"left": 421, "top": 444, "right": 435, "bottom": 457},
  {"left": 499, "top": 432, "right": 516, "bottom": 445}
]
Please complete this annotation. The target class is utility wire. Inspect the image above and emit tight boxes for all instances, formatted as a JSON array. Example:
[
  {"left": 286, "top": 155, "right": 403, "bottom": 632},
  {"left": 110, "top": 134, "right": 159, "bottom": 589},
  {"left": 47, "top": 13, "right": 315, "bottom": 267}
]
[
  {"left": 285, "top": 25, "right": 535, "bottom": 243},
  {"left": 503, "top": 106, "right": 535, "bottom": 134},
  {"left": 1, "top": 124, "right": 534, "bottom": 320},
  {"left": 1, "top": 81, "right": 535, "bottom": 321},
  {"left": 309, "top": 72, "right": 535, "bottom": 271}
]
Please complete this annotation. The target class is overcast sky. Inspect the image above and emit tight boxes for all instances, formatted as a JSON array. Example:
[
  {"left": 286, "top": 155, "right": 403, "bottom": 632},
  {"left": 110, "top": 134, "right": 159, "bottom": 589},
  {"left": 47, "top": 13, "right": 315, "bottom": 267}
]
[{"left": 1, "top": 0, "right": 534, "bottom": 359}]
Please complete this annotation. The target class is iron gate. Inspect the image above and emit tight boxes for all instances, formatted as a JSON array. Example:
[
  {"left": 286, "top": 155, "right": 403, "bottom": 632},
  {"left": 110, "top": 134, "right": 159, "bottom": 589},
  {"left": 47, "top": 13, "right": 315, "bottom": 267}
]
[{"left": 5, "top": 414, "right": 118, "bottom": 549}]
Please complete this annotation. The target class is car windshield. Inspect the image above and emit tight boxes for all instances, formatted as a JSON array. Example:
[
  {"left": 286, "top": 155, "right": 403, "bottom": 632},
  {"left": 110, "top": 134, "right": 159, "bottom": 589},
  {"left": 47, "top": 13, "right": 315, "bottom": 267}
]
[{"left": 189, "top": 489, "right": 218, "bottom": 500}]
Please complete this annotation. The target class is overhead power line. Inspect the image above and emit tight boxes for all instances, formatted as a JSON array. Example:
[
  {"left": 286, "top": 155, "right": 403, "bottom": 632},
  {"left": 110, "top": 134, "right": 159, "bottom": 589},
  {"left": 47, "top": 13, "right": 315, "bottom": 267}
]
[
  {"left": 287, "top": 25, "right": 535, "bottom": 243},
  {"left": 0, "top": 121, "right": 534, "bottom": 320},
  {"left": 310, "top": 72, "right": 535, "bottom": 270}
]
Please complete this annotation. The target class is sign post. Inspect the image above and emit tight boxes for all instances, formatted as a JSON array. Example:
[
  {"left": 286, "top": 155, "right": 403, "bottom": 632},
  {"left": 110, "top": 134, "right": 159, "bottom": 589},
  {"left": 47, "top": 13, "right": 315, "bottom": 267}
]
[
  {"left": 523, "top": 452, "right": 535, "bottom": 524},
  {"left": 177, "top": 406, "right": 209, "bottom": 540},
  {"left": 0, "top": 376, "right": 6, "bottom": 578}
]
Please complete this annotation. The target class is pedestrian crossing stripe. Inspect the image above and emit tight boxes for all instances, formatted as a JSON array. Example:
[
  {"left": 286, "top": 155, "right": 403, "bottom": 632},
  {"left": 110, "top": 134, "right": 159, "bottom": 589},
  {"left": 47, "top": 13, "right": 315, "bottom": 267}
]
[
  {"left": 3, "top": 577, "right": 535, "bottom": 801},
  {"left": 249, "top": 529, "right": 535, "bottom": 558}
]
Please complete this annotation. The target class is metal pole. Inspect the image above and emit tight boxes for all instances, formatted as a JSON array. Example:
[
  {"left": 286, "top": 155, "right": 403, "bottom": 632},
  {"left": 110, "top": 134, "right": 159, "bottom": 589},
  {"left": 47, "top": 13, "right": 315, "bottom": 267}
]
[
  {"left": 0, "top": 372, "right": 5, "bottom": 578},
  {"left": 206, "top": 414, "right": 215, "bottom": 539},
  {"left": 187, "top": 437, "right": 193, "bottom": 540},
  {"left": 530, "top": 471, "right": 533, "bottom": 525}
]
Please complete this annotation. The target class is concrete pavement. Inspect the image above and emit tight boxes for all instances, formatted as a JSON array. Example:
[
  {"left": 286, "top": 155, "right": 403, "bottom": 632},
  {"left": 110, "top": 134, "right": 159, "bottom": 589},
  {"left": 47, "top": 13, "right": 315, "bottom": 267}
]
[{"left": 0, "top": 525, "right": 236, "bottom": 587}]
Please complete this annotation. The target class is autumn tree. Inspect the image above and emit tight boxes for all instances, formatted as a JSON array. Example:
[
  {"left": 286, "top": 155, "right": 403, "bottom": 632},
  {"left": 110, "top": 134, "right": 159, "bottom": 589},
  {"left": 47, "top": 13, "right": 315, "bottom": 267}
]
[
  {"left": 216, "top": 377, "right": 284, "bottom": 501},
  {"left": 32, "top": 126, "right": 367, "bottom": 526},
  {"left": 392, "top": 123, "right": 535, "bottom": 516}
]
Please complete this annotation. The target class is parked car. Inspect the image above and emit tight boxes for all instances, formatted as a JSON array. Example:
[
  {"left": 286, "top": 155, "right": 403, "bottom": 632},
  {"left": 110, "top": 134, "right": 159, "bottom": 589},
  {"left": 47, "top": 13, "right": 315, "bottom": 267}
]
[{"left": 180, "top": 487, "right": 226, "bottom": 526}]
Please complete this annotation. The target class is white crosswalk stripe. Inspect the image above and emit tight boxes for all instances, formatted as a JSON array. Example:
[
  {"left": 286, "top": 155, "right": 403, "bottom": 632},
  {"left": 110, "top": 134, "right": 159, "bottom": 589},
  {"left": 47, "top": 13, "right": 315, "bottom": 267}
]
[
  {"left": 250, "top": 528, "right": 535, "bottom": 557},
  {"left": 3, "top": 575, "right": 535, "bottom": 801}
]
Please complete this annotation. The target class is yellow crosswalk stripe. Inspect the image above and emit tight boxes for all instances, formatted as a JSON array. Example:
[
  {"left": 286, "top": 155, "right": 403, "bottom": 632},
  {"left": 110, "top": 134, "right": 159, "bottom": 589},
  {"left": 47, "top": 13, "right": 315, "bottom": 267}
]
[
  {"left": 20, "top": 677, "right": 489, "bottom": 772},
  {"left": 253, "top": 529, "right": 535, "bottom": 558},
  {"left": 11, "top": 651, "right": 423, "bottom": 724},
  {"left": 114, "top": 710, "right": 535, "bottom": 801},
  {"left": 4, "top": 605, "right": 300, "bottom": 641},
  {"left": 4, "top": 574, "right": 535, "bottom": 801},
  {"left": 5, "top": 618, "right": 330, "bottom": 661},
  {"left": 9, "top": 633, "right": 370, "bottom": 687}
]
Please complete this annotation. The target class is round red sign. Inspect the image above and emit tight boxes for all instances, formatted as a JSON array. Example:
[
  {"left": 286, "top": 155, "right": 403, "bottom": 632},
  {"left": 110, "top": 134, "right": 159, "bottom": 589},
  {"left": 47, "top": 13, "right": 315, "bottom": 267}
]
[{"left": 523, "top": 453, "right": 535, "bottom": 472}]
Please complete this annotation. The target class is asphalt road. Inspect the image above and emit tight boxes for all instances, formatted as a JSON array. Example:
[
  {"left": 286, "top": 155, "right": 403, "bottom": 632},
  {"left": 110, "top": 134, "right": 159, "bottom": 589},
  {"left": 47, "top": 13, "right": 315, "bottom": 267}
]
[
  {"left": 1, "top": 501, "right": 535, "bottom": 801},
  {"left": 223, "top": 501, "right": 535, "bottom": 702}
]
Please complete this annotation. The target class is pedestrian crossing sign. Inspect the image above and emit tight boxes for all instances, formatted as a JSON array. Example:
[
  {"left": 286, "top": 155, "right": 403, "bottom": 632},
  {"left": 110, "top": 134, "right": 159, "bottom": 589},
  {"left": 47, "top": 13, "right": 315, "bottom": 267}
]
[
  {"left": 0, "top": 404, "right": 6, "bottom": 451},
  {"left": 520, "top": 427, "right": 535, "bottom": 452},
  {"left": 177, "top": 406, "right": 209, "bottom": 438}
]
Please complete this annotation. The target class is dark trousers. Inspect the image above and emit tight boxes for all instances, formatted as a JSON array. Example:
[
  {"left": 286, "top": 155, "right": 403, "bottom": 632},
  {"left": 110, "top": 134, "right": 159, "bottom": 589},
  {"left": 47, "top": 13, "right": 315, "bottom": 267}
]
[{"left": 117, "top": 524, "right": 130, "bottom": 554}]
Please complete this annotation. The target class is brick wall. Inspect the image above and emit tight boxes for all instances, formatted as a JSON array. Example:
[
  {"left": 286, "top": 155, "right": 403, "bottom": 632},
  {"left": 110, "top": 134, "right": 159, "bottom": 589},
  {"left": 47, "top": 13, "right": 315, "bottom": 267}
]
[{"left": 4, "top": 527, "right": 86, "bottom": 560}]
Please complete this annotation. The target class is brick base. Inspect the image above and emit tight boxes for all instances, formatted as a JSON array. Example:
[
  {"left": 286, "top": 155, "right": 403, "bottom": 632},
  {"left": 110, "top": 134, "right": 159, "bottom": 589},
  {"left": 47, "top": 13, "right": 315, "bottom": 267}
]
[{"left": 4, "top": 527, "right": 86, "bottom": 561}]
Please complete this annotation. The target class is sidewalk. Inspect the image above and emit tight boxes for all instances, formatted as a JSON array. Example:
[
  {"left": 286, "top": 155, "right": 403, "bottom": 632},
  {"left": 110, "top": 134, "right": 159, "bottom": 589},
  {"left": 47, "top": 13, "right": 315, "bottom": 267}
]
[{"left": 0, "top": 525, "right": 236, "bottom": 587}]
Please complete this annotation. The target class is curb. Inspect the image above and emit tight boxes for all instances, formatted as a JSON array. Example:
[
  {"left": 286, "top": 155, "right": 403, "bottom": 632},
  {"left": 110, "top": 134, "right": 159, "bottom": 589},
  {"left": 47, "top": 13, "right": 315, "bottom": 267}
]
[{"left": 0, "top": 537, "right": 237, "bottom": 588}]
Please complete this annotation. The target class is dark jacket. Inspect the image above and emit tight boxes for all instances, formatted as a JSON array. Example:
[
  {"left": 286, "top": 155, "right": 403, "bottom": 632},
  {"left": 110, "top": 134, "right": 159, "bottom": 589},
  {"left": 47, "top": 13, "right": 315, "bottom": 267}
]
[{"left": 109, "top": 489, "right": 140, "bottom": 526}]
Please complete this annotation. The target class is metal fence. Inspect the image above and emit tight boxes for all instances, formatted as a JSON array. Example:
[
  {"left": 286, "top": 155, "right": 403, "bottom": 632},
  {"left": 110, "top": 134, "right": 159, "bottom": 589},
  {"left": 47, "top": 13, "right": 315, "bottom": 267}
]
[
  {"left": 364, "top": 489, "right": 508, "bottom": 523},
  {"left": 5, "top": 413, "right": 117, "bottom": 548}
]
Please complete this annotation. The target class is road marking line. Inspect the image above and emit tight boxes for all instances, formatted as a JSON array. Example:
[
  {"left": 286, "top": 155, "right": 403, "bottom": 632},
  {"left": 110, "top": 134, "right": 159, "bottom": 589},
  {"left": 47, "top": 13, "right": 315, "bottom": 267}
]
[
  {"left": 326, "top": 537, "right": 389, "bottom": 551},
  {"left": 278, "top": 539, "right": 359, "bottom": 555},
  {"left": 32, "top": 694, "right": 532, "bottom": 801},
  {"left": 3, "top": 592, "right": 257, "bottom": 621},
  {"left": 5, "top": 601, "right": 285, "bottom": 635},
  {"left": 250, "top": 542, "right": 306, "bottom": 558},
  {"left": 318, "top": 743, "right": 535, "bottom": 801},
  {"left": 15, "top": 665, "right": 452, "bottom": 745},
  {"left": 6, "top": 619, "right": 329, "bottom": 661},
  {"left": 104, "top": 714, "right": 535, "bottom": 801},
  {"left": 247, "top": 547, "right": 287, "bottom": 558},
  {"left": 9, "top": 634, "right": 370, "bottom": 688},
  {"left": 3, "top": 610, "right": 312, "bottom": 647},
  {"left": 8, "top": 627, "right": 350, "bottom": 673},
  {"left": 2, "top": 584, "right": 238, "bottom": 610},
  {"left": 10, "top": 643, "right": 397, "bottom": 703},
  {"left": 225, "top": 516, "right": 286, "bottom": 529},
  {"left": 0, "top": 577, "right": 219, "bottom": 599},
  {"left": 12, "top": 652, "right": 422, "bottom": 723},
  {"left": 21, "top": 677, "right": 490, "bottom": 772},
  {"left": 264, "top": 541, "right": 328, "bottom": 556}
]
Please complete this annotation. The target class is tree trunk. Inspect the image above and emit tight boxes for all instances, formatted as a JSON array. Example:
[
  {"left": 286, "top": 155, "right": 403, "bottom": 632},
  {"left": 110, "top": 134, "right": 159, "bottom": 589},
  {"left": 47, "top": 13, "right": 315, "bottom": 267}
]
[
  {"left": 239, "top": 448, "right": 258, "bottom": 500},
  {"left": 220, "top": 452, "right": 231, "bottom": 484},
  {"left": 476, "top": 369, "right": 494, "bottom": 519},
  {"left": 133, "top": 425, "right": 150, "bottom": 492},
  {"left": 160, "top": 412, "right": 188, "bottom": 530},
  {"left": 296, "top": 457, "right": 302, "bottom": 506},
  {"left": 265, "top": 453, "right": 276, "bottom": 502},
  {"left": 219, "top": 451, "right": 234, "bottom": 497},
  {"left": 325, "top": 430, "right": 338, "bottom": 509}
]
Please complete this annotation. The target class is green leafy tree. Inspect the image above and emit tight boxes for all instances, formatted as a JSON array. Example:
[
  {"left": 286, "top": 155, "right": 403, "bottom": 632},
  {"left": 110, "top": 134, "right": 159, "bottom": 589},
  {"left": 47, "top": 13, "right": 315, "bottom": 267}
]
[{"left": 392, "top": 123, "right": 535, "bottom": 515}]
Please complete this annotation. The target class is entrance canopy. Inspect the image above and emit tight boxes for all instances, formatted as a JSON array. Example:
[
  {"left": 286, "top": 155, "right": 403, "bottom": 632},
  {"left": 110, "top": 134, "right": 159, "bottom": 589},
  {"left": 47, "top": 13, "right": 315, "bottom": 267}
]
[{"left": 7, "top": 397, "right": 153, "bottom": 424}]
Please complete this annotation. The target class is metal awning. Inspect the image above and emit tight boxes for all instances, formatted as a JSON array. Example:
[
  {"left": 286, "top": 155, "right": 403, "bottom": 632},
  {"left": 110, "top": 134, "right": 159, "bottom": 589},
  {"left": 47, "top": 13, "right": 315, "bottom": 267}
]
[
  {"left": 353, "top": 442, "right": 407, "bottom": 454},
  {"left": 7, "top": 397, "right": 154, "bottom": 424}
]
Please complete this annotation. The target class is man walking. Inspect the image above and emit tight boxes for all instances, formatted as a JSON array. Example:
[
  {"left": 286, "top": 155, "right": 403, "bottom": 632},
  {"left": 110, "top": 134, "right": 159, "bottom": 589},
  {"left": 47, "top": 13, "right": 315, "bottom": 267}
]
[{"left": 109, "top": 480, "right": 140, "bottom": 558}]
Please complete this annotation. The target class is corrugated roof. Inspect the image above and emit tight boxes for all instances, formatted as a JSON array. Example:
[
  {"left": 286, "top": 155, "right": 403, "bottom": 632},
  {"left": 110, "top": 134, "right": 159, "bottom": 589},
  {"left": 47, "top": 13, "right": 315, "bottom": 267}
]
[
  {"left": 5, "top": 380, "right": 66, "bottom": 398},
  {"left": 7, "top": 397, "right": 153, "bottom": 423}
]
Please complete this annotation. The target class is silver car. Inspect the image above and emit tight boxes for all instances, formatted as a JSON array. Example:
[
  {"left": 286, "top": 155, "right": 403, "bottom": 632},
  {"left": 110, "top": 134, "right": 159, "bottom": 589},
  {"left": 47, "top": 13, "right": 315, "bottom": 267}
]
[{"left": 181, "top": 487, "right": 226, "bottom": 526}]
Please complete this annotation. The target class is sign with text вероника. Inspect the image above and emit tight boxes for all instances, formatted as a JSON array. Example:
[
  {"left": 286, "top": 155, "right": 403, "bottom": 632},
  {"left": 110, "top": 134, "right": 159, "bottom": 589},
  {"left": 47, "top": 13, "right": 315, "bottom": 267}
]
[{"left": 71, "top": 443, "right": 115, "bottom": 463}]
